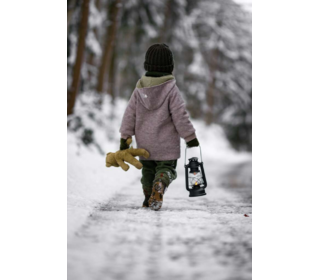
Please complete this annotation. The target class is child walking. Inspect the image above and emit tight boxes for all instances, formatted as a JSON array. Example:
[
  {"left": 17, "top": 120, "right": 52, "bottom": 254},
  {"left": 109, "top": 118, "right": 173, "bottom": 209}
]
[{"left": 119, "top": 43, "right": 199, "bottom": 211}]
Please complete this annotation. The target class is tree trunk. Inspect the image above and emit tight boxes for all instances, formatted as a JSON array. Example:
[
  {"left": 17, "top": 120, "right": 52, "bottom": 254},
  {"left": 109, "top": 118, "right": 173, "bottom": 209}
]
[
  {"left": 67, "top": 0, "right": 78, "bottom": 31},
  {"left": 96, "top": 0, "right": 121, "bottom": 94},
  {"left": 205, "top": 48, "right": 219, "bottom": 125},
  {"left": 86, "top": 0, "right": 101, "bottom": 88},
  {"left": 67, "top": 0, "right": 90, "bottom": 116},
  {"left": 107, "top": 48, "right": 117, "bottom": 99},
  {"left": 159, "top": 0, "right": 172, "bottom": 43}
]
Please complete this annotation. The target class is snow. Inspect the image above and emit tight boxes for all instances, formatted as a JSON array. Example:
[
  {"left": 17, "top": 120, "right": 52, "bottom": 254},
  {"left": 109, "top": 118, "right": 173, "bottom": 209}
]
[
  {"left": 68, "top": 93, "right": 252, "bottom": 279},
  {"left": 233, "top": 0, "right": 252, "bottom": 12},
  {"left": 67, "top": 94, "right": 128, "bottom": 239}
]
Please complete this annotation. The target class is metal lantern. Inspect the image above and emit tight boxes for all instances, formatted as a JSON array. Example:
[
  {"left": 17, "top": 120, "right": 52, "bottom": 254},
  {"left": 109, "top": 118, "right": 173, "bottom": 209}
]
[{"left": 184, "top": 146, "right": 207, "bottom": 197}]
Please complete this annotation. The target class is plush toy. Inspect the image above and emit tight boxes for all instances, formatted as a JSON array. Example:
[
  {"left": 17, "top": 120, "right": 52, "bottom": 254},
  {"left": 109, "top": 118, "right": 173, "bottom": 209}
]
[{"left": 106, "top": 138, "right": 150, "bottom": 171}]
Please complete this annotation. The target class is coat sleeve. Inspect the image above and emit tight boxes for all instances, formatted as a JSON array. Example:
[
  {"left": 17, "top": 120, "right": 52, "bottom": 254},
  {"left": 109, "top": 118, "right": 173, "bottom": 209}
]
[
  {"left": 119, "top": 90, "right": 136, "bottom": 139},
  {"left": 169, "top": 87, "right": 196, "bottom": 142}
]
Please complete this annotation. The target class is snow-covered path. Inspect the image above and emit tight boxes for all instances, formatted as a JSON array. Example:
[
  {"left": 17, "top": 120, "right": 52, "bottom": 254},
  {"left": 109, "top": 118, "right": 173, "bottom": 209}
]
[{"left": 68, "top": 158, "right": 252, "bottom": 280}]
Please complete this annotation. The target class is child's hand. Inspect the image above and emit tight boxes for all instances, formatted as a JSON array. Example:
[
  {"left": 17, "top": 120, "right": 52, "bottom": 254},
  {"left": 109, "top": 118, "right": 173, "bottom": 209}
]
[
  {"left": 120, "top": 137, "right": 132, "bottom": 150},
  {"left": 187, "top": 138, "right": 199, "bottom": 148}
]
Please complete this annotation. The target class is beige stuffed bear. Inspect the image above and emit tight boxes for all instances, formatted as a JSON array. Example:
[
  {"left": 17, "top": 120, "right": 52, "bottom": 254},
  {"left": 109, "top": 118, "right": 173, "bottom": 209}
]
[{"left": 106, "top": 138, "right": 150, "bottom": 171}]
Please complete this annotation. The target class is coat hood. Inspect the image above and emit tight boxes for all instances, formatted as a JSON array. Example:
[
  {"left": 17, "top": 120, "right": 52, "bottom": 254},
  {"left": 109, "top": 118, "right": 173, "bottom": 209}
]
[{"left": 135, "top": 76, "right": 176, "bottom": 111}]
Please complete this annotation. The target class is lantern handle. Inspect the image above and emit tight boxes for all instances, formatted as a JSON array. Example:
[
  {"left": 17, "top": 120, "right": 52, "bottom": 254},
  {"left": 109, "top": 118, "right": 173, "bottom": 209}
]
[{"left": 184, "top": 145, "right": 203, "bottom": 165}]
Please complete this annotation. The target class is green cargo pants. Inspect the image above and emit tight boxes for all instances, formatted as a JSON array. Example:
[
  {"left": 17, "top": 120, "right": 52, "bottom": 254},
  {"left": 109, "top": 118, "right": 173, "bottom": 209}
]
[{"left": 140, "top": 160, "right": 178, "bottom": 195}]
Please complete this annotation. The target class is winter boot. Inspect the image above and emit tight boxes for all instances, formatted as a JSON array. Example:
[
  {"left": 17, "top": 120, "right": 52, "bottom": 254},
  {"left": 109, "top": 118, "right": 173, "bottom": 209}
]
[
  {"left": 148, "top": 180, "right": 167, "bottom": 211},
  {"left": 142, "top": 190, "right": 151, "bottom": 208}
]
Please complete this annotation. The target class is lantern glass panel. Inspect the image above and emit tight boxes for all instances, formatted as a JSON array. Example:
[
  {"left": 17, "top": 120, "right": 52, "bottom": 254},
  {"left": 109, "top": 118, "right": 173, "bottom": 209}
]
[{"left": 188, "top": 169, "right": 204, "bottom": 189}]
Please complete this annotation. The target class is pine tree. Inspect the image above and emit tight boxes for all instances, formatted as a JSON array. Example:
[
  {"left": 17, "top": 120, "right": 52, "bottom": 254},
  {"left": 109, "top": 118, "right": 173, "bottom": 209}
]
[
  {"left": 67, "top": 0, "right": 91, "bottom": 116},
  {"left": 96, "top": 0, "right": 122, "bottom": 95}
]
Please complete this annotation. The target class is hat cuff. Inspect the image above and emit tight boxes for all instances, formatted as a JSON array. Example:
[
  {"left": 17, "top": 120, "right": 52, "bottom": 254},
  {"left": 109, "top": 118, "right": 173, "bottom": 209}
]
[{"left": 144, "top": 62, "right": 174, "bottom": 73}]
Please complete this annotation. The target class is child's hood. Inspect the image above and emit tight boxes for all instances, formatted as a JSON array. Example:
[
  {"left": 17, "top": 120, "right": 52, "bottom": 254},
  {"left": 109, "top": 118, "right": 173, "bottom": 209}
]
[{"left": 135, "top": 75, "right": 176, "bottom": 111}]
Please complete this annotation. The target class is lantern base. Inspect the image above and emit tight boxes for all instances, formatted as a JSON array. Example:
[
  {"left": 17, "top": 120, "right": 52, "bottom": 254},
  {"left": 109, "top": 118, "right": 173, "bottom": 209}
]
[{"left": 188, "top": 187, "right": 206, "bottom": 197}]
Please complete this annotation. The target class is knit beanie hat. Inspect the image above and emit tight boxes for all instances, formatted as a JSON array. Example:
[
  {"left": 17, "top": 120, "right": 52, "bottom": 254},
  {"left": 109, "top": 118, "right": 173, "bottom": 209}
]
[{"left": 144, "top": 43, "right": 174, "bottom": 74}]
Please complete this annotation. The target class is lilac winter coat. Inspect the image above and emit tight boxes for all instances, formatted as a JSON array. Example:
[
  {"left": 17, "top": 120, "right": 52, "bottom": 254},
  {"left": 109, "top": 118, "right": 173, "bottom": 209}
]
[{"left": 119, "top": 78, "right": 196, "bottom": 161}]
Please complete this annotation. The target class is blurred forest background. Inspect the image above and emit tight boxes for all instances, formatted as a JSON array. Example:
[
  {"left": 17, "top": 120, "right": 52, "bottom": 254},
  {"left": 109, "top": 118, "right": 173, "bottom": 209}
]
[{"left": 67, "top": 0, "right": 252, "bottom": 152}]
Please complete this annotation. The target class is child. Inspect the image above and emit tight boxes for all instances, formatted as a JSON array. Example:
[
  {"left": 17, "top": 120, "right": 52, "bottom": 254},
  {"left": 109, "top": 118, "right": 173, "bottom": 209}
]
[{"left": 119, "top": 43, "right": 199, "bottom": 211}]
